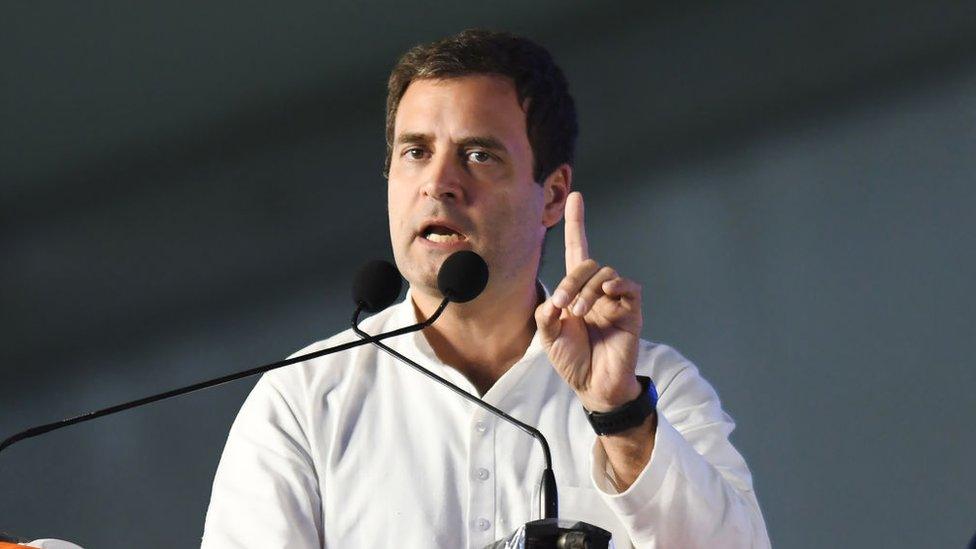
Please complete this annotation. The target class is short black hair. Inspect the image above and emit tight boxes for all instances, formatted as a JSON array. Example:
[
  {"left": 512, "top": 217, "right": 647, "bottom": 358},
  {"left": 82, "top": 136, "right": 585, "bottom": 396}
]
[{"left": 385, "top": 29, "right": 578, "bottom": 183}]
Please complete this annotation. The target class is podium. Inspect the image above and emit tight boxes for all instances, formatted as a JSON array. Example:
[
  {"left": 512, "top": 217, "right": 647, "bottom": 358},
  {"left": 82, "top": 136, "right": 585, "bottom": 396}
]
[{"left": 487, "top": 519, "right": 613, "bottom": 549}]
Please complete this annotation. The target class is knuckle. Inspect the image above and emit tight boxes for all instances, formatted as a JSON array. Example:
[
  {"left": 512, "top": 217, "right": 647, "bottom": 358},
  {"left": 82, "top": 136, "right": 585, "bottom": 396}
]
[
  {"left": 580, "top": 284, "right": 601, "bottom": 299},
  {"left": 558, "top": 275, "right": 580, "bottom": 292},
  {"left": 581, "top": 277, "right": 609, "bottom": 300},
  {"left": 581, "top": 258, "right": 599, "bottom": 271},
  {"left": 567, "top": 261, "right": 598, "bottom": 286}
]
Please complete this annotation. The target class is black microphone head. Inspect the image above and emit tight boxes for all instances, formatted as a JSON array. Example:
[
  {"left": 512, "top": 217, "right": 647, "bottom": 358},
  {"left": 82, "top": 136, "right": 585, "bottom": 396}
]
[
  {"left": 352, "top": 260, "right": 403, "bottom": 312},
  {"left": 437, "top": 250, "right": 489, "bottom": 303}
]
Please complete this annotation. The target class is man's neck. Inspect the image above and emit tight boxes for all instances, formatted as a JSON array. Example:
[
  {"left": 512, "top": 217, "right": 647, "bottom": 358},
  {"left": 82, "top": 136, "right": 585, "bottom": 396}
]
[{"left": 411, "top": 279, "right": 541, "bottom": 395}]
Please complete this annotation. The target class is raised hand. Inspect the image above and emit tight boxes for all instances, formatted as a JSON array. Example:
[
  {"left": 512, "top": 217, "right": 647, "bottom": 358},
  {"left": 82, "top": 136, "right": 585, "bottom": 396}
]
[{"left": 535, "top": 192, "right": 644, "bottom": 412}]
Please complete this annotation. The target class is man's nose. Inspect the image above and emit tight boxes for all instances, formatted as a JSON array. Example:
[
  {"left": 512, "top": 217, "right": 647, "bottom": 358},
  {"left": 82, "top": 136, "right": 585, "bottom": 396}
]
[{"left": 422, "top": 151, "right": 465, "bottom": 202}]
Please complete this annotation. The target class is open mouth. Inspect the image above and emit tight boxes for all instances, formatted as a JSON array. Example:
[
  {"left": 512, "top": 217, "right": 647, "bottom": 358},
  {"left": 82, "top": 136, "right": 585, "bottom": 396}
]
[{"left": 420, "top": 223, "right": 467, "bottom": 244}]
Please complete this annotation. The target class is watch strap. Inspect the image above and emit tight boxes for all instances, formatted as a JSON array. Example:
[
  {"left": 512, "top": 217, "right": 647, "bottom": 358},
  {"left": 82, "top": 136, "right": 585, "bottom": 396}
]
[{"left": 584, "top": 375, "right": 658, "bottom": 436}]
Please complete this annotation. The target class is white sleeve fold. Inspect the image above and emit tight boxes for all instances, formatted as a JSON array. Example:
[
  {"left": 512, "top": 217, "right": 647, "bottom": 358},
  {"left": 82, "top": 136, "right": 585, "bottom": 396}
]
[
  {"left": 589, "top": 364, "right": 770, "bottom": 548},
  {"left": 201, "top": 375, "right": 323, "bottom": 549}
]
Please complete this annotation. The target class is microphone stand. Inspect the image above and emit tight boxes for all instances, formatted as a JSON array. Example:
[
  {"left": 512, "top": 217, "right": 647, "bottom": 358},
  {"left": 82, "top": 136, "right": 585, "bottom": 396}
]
[
  {"left": 0, "top": 300, "right": 451, "bottom": 456},
  {"left": 351, "top": 305, "right": 558, "bottom": 521},
  {"left": 352, "top": 306, "right": 611, "bottom": 548}
]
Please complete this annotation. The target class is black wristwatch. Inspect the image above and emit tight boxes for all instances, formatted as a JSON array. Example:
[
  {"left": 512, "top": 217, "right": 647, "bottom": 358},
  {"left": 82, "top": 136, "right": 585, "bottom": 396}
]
[{"left": 584, "top": 375, "right": 658, "bottom": 436}]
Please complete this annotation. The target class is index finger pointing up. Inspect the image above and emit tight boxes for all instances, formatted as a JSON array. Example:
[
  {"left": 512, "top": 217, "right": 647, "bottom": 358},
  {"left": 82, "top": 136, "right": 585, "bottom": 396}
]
[{"left": 564, "top": 191, "right": 589, "bottom": 272}]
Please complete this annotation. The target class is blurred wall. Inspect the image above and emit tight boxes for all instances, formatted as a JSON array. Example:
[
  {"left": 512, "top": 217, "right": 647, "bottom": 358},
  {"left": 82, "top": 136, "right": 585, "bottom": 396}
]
[{"left": 2, "top": 1, "right": 974, "bottom": 547}]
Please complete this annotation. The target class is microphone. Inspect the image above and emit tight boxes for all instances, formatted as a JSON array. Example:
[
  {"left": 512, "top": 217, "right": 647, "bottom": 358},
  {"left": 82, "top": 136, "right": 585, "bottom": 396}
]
[
  {"left": 0, "top": 266, "right": 447, "bottom": 456},
  {"left": 352, "top": 259, "right": 403, "bottom": 312},
  {"left": 435, "top": 250, "right": 489, "bottom": 303},
  {"left": 350, "top": 251, "right": 559, "bottom": 521}
]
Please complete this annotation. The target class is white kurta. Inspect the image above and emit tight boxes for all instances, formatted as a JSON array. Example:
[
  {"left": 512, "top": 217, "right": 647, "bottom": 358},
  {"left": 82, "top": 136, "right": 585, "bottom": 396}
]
[{"left": 201, "top": 292, "right": 770, "bottom": 548}]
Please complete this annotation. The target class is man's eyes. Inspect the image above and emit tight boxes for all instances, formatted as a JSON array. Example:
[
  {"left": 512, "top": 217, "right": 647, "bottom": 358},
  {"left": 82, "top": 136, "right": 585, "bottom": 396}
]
[
  {"left": 403, "top": 147, "right": 429, "bottom": 160},
  {"left": 399, "top": 147, "right": 498, "bottom": 165},
  {"left": 465, "top": 150, "right": 495, "bottom": 164}
]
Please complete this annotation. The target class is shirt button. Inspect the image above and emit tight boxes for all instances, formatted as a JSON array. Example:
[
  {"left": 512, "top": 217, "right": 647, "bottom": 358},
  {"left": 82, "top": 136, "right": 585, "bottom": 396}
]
[
  {"left": 477, "top": 518, "right": 491, "bottom": 531},
  {"left": 476, "top": 467, "right": 490, "bottom": 481},
  {"left": 475, "top": 420, "right": 489, "bottom": 433}
]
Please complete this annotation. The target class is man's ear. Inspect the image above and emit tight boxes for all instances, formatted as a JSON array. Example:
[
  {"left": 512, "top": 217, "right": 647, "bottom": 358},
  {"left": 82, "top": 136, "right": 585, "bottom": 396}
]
[{"left": 541, "top": 164, "right": 572, "bottom": 229}]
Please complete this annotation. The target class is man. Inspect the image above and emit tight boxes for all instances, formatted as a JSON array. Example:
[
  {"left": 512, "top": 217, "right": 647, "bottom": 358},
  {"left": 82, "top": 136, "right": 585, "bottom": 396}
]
[{"left": 202, "top": 30, "right": 770, "bottom": 548}]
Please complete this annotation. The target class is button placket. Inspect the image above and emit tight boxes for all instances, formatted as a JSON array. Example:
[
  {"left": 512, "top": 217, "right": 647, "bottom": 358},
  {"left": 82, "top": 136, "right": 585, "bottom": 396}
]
[{"left": 468, "top": 413, "right": 496, "bottom": 545}]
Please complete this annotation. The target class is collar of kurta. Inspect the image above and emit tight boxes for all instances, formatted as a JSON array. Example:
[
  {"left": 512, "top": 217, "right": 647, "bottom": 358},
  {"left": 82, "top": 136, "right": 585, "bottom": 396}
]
[
  {"left": 387, "top": 282, "right": 552, "bottom": 401},
  {"left": 396, "top": 281, "right": 550, "bottom": 363}
]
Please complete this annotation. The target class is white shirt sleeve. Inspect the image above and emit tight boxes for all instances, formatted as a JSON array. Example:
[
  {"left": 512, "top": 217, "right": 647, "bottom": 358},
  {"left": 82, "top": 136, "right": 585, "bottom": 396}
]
[
  {"left": 201, "top": 375, "right": 323, "bottom": 549},
  {"left": 589, "top": 357, "right": 771, "bottom": 548}
]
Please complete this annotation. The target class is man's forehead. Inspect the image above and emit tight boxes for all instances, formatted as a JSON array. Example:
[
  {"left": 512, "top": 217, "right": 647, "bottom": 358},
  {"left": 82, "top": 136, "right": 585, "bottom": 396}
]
[
  {"left": 395, "top": 131, "right": 507, "bottom": 154},
  {"left": 393, "top": 75, "right": 528, "bottom": 143}
]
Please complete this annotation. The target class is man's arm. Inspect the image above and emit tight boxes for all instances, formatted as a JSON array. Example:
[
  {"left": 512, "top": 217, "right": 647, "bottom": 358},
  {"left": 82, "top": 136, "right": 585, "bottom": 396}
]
[
  {"left": 537, "top": 192, "right": 768, "bottom": 547},
  {"left": 590, "top": 347, "right": 770, "bottom": 549},
  {"left": 596, "top": 411, "right": 656, "bottom": 492},
  {"left": 201, "top": 375, "right": 322, "bottom": 549}
]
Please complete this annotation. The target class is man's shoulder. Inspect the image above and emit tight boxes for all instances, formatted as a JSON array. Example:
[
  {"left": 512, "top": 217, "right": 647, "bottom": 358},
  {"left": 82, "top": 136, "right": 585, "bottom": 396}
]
[{"left": 259, "top": 299, "right": 409, "bottom": 396}]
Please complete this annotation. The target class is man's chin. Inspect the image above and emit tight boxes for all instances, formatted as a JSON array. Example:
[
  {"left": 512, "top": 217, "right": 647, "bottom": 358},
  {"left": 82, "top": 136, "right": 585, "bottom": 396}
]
[
  {"left": 399, "top": 262, "right": 441, "bottom": 295},
  {"left": 401, "top": 244, "right": 487, "bottom": 294},
  {"left": 408, "top": 243, "right": 467, "bottom": 271}
]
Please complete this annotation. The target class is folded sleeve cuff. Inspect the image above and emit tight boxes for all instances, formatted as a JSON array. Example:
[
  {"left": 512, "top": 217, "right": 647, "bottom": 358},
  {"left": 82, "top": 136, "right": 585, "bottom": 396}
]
[{"left": 589, "top": 411, "right": 683, "bottom": 519}]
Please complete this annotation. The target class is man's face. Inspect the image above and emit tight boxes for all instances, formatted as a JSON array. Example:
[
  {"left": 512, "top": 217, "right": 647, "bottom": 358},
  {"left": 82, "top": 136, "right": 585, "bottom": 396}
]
[{"left": 387, "top": 75, "right": 564, "bottom": 298}]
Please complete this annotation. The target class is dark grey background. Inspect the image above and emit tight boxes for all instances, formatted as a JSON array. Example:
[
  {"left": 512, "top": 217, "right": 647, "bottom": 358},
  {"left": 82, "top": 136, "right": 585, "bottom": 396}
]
[{"left": 2, "top": 1, "right": 974, "bottom": 547}]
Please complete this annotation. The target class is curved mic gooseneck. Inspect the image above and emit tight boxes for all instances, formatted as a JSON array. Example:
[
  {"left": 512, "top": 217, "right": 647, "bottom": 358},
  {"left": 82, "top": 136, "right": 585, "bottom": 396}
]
[
  {"left": 0, "top": 299, "right": 451, "bottom": 456},
  {"left": 351, "top": 250, "right": 558, "bottom": 521},
  {"left": 350, "top": 308, "right": 558, "bottom": 520}
]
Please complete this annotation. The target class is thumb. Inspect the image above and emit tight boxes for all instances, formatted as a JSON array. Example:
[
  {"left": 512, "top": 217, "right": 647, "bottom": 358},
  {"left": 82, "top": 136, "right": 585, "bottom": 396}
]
[{"left": 534, "top": 298, "right": 562, "bottom": 347}]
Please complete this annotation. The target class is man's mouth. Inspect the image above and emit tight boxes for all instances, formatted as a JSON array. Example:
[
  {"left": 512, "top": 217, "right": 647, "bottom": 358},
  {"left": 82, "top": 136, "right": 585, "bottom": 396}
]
[{"left": 421, "top": 224, "right": 467, "bottom": 244}]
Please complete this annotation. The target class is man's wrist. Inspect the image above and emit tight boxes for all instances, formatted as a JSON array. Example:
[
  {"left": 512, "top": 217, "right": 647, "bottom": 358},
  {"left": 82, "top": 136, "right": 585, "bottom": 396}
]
[
  {"left": 584, "top": 376, "right": 657, "bottom": 436},
  {"left": 579, "top": 376, "right": 643, "bottom": 412}
]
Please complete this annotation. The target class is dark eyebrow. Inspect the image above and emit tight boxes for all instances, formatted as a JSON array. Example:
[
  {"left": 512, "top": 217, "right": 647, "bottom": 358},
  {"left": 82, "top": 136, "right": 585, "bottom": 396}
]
[
  {"left": 394, "top": 132, "right": 431, "bottom": 146},
  {"left": 456, "top": 136, "right": 507, "bottom": 153},
  {"left": 393, "top": 133, "right": 508, "bottom": 154}
]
